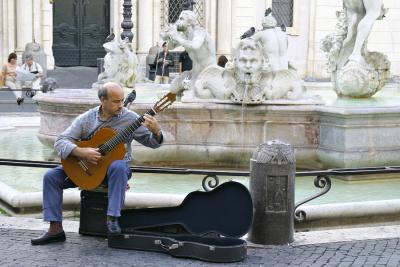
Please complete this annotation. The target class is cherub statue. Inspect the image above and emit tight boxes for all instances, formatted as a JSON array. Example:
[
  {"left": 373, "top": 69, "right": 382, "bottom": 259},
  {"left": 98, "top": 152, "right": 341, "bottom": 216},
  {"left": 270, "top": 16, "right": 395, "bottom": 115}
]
[{"left": 160, "top": 10, "right": 216, "bottom": 98}]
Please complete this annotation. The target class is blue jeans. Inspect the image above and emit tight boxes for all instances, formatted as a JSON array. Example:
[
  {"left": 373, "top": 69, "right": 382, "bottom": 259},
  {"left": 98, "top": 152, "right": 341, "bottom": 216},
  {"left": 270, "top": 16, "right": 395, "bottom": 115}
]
[{"left": 42, "top": 160, "right": 132, "bottom": 222}]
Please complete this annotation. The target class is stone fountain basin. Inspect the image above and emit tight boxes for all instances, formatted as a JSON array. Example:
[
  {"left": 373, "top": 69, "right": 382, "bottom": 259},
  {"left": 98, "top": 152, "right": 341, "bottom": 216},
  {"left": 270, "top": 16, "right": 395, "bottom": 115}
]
[{"left": 35, "top": 82, "right": 400, "bottom": 170}]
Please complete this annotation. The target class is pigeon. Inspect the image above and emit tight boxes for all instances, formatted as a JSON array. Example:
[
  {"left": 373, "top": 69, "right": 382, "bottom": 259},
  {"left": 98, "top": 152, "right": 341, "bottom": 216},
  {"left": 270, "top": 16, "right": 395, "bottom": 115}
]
[
  {"left": 265, "top": 8, "right": 272, "bottom": 17},
  {"left": 182, "top": 0, "right": 196, "bottom": 10},
  {"left": 124, "top": 89, "right": 137, "bottom": 107},
  {"left": 240, "top": 27, "right": 255, "bottom": 40},
  {"left": 105, "top": 28, "right": 115, "bottom": 42},
  {"left": 41, "top": 77, "right": 58, "bottom": 93}
]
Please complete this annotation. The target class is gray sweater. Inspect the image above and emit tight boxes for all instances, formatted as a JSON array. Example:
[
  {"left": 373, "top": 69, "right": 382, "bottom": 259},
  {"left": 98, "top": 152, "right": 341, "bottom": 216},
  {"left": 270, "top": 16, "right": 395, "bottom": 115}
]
[{"left": 54, "top": 106, "right": 163, "bottom": 161}]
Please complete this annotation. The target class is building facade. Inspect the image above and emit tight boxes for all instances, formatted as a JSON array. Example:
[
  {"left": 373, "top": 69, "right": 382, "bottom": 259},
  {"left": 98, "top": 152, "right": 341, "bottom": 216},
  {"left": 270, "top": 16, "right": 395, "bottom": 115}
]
[{"left": 1, "top": 0, "right": 399, "bottom": 79}]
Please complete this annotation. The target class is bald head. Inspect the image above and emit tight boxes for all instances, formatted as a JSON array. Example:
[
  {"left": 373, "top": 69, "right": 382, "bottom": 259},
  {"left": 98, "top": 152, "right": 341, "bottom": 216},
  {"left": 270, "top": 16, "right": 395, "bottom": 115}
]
[
  {"left": 98, "top": 82, "right": 125, "bottom": 118},
  {"left": 98, "top": 82, "right": 124, "bottom": 100}
]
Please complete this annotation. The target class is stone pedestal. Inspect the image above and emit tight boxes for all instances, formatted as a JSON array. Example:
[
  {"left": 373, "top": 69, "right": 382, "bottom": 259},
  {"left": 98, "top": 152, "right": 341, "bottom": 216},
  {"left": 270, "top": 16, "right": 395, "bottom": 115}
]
[{"left": 248, "top": 140, "right": 295, "bottom": 245}]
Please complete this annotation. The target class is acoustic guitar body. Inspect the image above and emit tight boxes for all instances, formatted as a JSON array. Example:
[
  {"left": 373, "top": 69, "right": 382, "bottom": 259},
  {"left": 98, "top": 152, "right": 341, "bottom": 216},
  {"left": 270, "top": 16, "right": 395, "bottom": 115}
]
[{"left": 62, "top": 127, "right": 126, "bottom": 190}]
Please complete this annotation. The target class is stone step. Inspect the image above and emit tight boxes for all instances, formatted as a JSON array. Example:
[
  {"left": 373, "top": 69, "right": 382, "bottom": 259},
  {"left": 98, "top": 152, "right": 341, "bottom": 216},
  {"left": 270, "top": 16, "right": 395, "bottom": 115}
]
[{"left": 0, "top": 90, "right": 38, "bottom": 112}]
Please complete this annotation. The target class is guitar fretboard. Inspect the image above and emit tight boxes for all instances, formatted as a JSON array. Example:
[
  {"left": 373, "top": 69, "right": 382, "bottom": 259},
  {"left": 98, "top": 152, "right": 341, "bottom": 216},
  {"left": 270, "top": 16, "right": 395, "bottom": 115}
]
[{"left": 98, "top": 108, "right": 156, "bottom": 155}]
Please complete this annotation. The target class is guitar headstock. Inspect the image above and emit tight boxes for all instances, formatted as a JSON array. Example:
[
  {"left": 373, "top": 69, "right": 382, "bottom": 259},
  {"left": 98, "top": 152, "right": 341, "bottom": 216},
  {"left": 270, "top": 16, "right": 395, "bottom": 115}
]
[{"left": 153, "top": 92, "right": 176, "bottom": 113}]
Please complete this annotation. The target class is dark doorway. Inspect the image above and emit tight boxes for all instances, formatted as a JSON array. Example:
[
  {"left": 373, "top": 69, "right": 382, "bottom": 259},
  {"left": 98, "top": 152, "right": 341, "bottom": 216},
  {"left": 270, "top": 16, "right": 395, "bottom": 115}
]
[{"left": 53, "top": 0, "right": 110, "bottom": 67}]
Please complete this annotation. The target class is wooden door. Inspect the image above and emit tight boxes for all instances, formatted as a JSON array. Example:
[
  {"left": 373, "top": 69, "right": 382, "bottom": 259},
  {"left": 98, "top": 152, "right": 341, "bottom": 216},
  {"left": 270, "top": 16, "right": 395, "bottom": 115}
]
[{"left": 53, "top": 0, "right": 110, "bottom": 67}]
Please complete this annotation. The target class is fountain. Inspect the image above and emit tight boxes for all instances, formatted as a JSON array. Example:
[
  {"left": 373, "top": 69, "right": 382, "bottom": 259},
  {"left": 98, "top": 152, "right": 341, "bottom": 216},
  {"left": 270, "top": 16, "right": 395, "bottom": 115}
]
[{"left": 35, "top": 6, "right": 400, "bottom": 171}]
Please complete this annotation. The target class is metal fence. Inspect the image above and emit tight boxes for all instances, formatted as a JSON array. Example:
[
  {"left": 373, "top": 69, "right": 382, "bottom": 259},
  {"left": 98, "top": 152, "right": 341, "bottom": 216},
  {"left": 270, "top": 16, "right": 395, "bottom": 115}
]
[
  {"left": 1, "top": 159, "right": 400, "bottom": 221},
  {"left": 160, "top": 0, "right": 205, "bottom": 28}
]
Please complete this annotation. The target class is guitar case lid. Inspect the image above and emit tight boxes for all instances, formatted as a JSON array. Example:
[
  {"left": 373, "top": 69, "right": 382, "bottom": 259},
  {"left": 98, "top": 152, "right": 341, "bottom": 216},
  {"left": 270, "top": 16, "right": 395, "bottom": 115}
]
[{"left": 108, "top": 181, "right": 253, "bottom": 262}]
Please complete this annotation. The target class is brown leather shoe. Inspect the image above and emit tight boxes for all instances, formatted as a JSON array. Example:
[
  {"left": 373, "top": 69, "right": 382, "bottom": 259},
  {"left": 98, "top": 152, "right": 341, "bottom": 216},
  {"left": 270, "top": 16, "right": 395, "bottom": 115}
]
[{"left": 31, "top": 231, "right": 66, "bottom": 245}]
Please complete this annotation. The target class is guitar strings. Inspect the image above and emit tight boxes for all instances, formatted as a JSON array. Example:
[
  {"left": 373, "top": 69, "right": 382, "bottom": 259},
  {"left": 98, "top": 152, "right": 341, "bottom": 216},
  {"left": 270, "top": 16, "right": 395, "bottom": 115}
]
[{"left": 100, "top": 109, "right": 156, "bottom": 154}]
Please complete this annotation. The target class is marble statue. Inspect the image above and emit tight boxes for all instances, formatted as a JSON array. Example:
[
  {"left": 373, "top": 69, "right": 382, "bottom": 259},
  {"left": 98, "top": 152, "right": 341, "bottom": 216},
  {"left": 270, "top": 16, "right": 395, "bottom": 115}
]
[
  {"left": 253, "top": 8, "right": 289, "bottom": 72},
  {"left": 321, "top": 0, "right": 390, "bottom": 98},
  {"left": 226, "top": 38, "right": 268, "bottom": 102},
  {"left": 96, "top": 36, "right": 138, "bottom": 88},
  {"left": 160, "top": 10, "right": 216, "bottom": 98},
  {"left": 194, "top": 37, "right": 303, "bottom": 103},
  {"left": 159, "top": 8, "right": 303, "bottom": 103}
]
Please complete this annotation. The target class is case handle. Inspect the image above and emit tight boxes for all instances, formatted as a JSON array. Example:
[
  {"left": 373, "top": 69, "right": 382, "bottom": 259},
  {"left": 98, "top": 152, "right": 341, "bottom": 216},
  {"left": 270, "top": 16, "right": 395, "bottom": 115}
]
[{"left": 154, "top": 239, "right": 181, "bottom": 250}]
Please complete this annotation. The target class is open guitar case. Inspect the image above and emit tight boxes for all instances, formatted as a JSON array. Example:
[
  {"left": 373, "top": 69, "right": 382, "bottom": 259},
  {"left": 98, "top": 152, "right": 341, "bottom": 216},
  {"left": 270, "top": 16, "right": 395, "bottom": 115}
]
[{"left": 107, "top": 181, "right": 253, "bottom": 263}]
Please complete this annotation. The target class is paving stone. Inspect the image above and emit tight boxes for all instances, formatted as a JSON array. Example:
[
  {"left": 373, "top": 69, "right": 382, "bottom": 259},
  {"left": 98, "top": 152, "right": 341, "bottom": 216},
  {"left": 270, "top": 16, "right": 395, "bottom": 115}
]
[{"left": 1, "top": 225, "right": 400, "bottom": 266}]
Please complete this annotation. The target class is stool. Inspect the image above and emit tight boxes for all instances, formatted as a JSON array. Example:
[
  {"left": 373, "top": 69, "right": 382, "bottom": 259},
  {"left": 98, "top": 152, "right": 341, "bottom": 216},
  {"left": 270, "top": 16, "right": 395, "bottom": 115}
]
[{"left": 79, "top": 188, "right": 108, "bottom": 237}]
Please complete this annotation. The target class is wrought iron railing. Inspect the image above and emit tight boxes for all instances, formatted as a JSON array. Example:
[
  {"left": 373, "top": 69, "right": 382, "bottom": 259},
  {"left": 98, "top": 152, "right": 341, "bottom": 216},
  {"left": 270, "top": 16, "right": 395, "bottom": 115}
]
[
  {"left": 294, "top": 166, "right": 400, "bottom": 222},
  {"left": 1, "top": 159, "right": 400, "bottom": 220}
]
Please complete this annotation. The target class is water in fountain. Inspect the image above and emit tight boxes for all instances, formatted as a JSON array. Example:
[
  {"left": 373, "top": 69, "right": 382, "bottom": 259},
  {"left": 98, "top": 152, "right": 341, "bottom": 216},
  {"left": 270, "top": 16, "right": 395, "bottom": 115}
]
[{"left": 1, "top": 123, "right": 400, "bottom": 204}]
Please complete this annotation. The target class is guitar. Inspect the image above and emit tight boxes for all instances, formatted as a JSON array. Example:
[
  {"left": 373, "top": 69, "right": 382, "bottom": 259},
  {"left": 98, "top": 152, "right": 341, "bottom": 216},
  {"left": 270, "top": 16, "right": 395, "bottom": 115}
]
[{"left": 62, "top": 92, "right": 176, "bottom": 190}]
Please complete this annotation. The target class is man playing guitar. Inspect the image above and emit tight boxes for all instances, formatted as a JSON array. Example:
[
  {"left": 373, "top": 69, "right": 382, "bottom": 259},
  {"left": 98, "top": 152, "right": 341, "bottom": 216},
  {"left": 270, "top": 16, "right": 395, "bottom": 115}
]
[{"left": 31, "top": 82, "right": 164, "bottom": 245}]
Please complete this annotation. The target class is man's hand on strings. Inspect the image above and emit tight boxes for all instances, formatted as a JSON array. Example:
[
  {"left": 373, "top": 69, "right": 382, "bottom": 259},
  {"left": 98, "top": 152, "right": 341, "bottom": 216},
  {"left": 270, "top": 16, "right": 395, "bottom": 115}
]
[
  {"left": 73, "top": 147, "right": 102, "bottom": 165},
  {"left": 142, "top": 114, "right": 161, "bottom": 137}
]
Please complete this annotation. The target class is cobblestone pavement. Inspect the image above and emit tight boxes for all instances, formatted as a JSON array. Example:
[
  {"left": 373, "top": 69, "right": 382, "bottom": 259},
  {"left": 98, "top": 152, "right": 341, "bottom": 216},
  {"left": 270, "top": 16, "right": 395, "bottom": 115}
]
[{"left": 0, "top": 227, "right": 399, "bottom": 267}]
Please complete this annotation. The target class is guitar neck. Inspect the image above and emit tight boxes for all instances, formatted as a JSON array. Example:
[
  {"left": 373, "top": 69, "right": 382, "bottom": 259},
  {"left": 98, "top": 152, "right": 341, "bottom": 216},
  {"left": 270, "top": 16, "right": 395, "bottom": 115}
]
[{"left": 99, "top": 108, "right": 156, "bottom": 155}]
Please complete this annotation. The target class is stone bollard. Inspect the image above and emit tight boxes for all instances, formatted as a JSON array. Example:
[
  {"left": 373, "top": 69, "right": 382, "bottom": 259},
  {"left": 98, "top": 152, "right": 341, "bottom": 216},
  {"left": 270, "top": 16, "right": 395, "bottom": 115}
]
[{"left": 248, "top": 140, "right": 295, "bottom": 245}]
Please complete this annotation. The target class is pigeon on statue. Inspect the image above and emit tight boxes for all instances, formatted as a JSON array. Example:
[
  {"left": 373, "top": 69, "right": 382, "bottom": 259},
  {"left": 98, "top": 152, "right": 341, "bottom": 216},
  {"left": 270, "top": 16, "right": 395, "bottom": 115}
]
[
  {"left": 265, "top": 8, "right": 272, "bottom": 17},
  {"left": 240, "top": 27, "right": 255, "bottom": 40},
  {"left": 105, "top": 28, "right": 115, "bottom": 42},
  {"left": 182, "top": 0, "right": 196, "bottom": 10}
]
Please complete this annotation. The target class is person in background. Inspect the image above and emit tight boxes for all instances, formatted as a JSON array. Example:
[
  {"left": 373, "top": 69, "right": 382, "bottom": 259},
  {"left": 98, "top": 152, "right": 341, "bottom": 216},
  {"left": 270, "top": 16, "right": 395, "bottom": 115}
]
[
  {"left": 178, "top": 50, "right": 192, "bottom": 73},
  {"left": 154, "top": 42, "right": 174, "bottom": 84},
  {"left": 21, "top": 54, "right": 43, "bottom": 90},
  {"left": 1, "top": 52, "right": 23, "bottom": 105},
  {"left": 217, "top": 55, "right": 228, "bottom": 68}
]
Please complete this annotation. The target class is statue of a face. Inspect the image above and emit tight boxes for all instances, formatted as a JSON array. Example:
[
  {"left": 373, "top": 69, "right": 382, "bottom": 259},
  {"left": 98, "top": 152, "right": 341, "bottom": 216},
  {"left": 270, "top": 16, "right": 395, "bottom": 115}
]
[
  {"left": 176, "top": 10, "right": 197, "bottom": 32},
  {"left": 176, "top": 13, "right": 189, "bottom": 32},
  {"left": 235, "top": 45, "right": 263, "bottom": 77},
  {"left": 261, "top": 14, "right": 277, "bottom": 29}
]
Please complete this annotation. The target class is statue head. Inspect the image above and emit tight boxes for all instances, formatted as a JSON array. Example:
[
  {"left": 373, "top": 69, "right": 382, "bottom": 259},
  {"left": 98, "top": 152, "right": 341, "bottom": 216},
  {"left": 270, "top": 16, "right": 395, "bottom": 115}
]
[
  {"left": 262, "top": 10, "right": 278, "bottom": 29},
  {"left": 25, "top": 42, "right": 41, "bottom": 52},
  {"left": 102, "top": 37, "right": 124, "bottom": 78},
  {"left": 234, "top": 38, "right": 264, "bottom": 79},
  {"left": 176, "top": 10, "right": 198, "bottom": 32}
]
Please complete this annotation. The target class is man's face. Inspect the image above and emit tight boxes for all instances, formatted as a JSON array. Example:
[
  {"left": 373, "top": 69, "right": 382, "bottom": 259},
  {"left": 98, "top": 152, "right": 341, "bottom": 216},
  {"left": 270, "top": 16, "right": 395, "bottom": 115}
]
[
  {"left": 163, "top": 46, "right": 168, "bottom": 52},
  {"left": 100, "top": 86, "right": 124, "bottom": 116},
  {"left": 236, "top": 49, "right": 262, "bottom": 76},
  {"left": 26, "top": 58, "right": 33, "bottom": 66}
]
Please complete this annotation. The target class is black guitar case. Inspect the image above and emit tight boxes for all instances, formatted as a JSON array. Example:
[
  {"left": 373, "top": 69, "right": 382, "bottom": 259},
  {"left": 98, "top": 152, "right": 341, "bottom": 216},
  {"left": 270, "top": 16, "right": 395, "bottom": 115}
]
[{"left": 108, "top": 181, "right": 253, "bottom": 263}]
